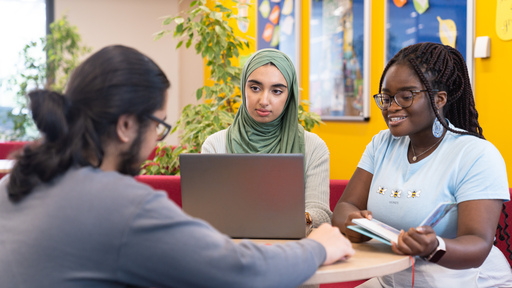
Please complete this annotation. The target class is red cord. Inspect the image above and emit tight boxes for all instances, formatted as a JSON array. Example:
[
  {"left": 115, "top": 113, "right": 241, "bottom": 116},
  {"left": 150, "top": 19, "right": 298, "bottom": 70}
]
[{"left": 409, "top": 256, "right": 415, "bottom": 287}]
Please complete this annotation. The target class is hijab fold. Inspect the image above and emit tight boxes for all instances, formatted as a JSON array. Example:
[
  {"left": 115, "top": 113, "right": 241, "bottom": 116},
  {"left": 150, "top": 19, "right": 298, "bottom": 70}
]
[{"left": 226, "top": 49, "right": 305, "bottom": 154}]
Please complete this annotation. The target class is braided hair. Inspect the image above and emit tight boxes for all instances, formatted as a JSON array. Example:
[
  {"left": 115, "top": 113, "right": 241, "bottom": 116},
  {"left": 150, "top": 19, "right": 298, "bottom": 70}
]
[
  {"left": 380, "top": 42, "right": 511, "bottom": 264},
  {"left": 495, "top": 206, "right": 512, "bottom": 264},
  {"left": 379, "top": 42, "right": 484, "bottom": 139}
]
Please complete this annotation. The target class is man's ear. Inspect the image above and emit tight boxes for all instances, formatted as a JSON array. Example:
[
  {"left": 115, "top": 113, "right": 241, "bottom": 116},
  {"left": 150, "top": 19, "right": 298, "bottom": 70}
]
[
  {"left": 116, "top": 114, "right": 138, "bottom": 143},
  {"left": 435, "top": 91, "right": 447, "bottom": 110}
]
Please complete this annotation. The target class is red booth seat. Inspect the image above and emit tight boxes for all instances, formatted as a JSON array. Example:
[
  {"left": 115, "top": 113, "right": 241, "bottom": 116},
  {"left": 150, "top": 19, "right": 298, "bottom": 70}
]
[
  {"left": 135, "top": 175, "right": 182, "bottom": 207},
  {"left": 0, "top": 141, "right": 28, "bottom": 159}
]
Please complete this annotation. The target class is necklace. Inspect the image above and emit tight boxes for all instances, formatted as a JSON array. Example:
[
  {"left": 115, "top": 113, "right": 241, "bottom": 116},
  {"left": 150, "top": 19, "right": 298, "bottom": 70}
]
[{"left": 410, "top": 137, "right": 444, "bottom": 162}]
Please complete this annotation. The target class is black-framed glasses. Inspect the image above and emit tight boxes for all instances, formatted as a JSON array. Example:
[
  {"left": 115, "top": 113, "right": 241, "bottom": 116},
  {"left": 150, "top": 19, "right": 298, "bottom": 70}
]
[
  {"left": 373, "top": 90, "right": 439, "bottom": 110},
  {"left": 146, "top": 114, "right": 172, "bottom": 141}
]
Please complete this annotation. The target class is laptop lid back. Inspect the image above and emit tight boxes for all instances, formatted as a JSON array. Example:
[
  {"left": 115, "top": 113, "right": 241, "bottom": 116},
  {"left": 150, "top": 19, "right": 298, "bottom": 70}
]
[{"left": 180, "top": 153, "right": 305, "bottom": 239}]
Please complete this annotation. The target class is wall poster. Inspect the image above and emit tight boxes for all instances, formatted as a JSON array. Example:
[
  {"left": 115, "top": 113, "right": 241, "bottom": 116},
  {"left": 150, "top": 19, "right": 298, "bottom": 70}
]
[
  {"left": 385, "top": 0, "right": 474, "bottom": 83},
  {"left": 257, "top": 0, "right": 300, "bottom": 70},
  {"left": 308, "top": 0, "right": 371, "bottom": 121}
]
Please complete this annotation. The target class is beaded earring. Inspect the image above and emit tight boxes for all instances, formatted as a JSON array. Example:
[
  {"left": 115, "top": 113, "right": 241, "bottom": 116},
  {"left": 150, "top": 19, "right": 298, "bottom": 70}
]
[{"left": 432, "top": 117, "right": 443, "bottom": 138}]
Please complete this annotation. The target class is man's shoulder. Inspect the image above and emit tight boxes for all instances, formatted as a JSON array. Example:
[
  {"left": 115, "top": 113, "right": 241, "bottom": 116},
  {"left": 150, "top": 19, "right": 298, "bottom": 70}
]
[{"left": 63, "top": 167, "right": 156, "bottom": 203}]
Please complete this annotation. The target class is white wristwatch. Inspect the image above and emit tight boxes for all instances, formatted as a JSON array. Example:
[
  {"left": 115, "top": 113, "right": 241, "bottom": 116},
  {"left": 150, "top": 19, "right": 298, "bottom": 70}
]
[{"left": 423, "top": 236, "right": 446, "bottom": 263}]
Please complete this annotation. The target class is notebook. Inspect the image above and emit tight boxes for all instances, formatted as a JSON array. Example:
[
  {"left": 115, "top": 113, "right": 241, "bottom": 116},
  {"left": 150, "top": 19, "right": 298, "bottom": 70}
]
[{"left": 180, "top": 153, "right": 306, "bottom": 239}]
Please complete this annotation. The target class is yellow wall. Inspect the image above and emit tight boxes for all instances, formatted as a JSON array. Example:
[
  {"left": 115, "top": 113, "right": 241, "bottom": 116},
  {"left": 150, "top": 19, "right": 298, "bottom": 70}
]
[
  {"left": 221, "top": 1, "right": 512, "bottom": 183},
  {"left": 473, "top": 1, "right": 512, "bottom": 185},
  {"left": 302, "top": 1, "right": 512, "bottom": 184}
]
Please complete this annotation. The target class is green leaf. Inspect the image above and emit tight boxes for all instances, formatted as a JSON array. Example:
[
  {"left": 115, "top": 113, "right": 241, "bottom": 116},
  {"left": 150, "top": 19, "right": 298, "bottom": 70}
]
[
  {"left": 196, "top": 88, "right": 203, "bottom": 100},
  {"left": 215, "top": 5, "right": 231, "bottom": 13},
  {"left": 214, "top": 12, "right": 223, "bottom": 21},
  {"left": 174, "top": 17, "right": 184, "bottom": 24},
  {"left": 162, "top": 17, "right": 173, "bottom": 25},
  {"left": 6, "top": 14, "right": 90, "bottom": 140},
  {"left": 198, "top": 5, "right": 211, "bottom": 13},
  {"left": 185, "top": 38, "right": 193, "bottom": 48},
  {"left": 176, "top": 23, "right": 184, "bottom": 34}
]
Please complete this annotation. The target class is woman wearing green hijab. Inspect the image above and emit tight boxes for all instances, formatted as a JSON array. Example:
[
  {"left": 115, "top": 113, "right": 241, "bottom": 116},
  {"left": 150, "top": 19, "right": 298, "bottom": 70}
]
[{"left": 202, "top": 49, "right": 332, "bottom": 232}]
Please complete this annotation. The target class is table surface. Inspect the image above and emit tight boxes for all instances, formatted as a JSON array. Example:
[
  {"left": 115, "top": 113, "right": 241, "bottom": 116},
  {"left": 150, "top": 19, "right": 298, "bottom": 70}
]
[
  {"left": 237, "top": 239, "right": 413, "bottom": 285},
  {"left": 0, "top": 159, "right": 14, "bottom": 174}
]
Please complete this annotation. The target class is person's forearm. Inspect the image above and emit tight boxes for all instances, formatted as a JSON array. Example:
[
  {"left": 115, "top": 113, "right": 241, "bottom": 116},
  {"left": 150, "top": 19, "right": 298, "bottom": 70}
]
[
  {"left": 332, "top": 202, "right": 361, "bottom": 234},
  {"left": 435, "top": 235, "right": 492, "bottom": 269}
]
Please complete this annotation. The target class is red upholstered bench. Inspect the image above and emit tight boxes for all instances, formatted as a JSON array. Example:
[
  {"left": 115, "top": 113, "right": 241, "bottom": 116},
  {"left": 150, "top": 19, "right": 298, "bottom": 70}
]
[
  {"left": 496, "top": 189, "right": 512, "bottom": 266},
  {"left": 134, "top": 175, "right": 182, "bottom": 207},
  {"left": 329, "top": 179, "right": 349, "bottom": 211},
  {"left": 0, "top": 141, "right": 28, "bottom": 159},
  {"left": 326, "top": 179, "right": 367, "bottom": 287},
  {"left": 0, "top": 141, "right": 29, "bottom": 180}
]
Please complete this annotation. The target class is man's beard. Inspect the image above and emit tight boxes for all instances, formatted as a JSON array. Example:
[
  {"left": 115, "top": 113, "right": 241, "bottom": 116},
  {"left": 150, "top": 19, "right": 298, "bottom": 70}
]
[{"left": 117, "top": 131, "right": 144, "bottom": 176}]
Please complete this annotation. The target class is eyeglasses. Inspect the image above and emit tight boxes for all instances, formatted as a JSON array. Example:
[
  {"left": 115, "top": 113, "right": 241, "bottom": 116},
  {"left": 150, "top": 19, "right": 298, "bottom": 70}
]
[
  {"left": 146, "top": 114, "right": 172, "bottom": 141},
  {"left": 373, "top": 90, "right": 438, "bottom": 110}
]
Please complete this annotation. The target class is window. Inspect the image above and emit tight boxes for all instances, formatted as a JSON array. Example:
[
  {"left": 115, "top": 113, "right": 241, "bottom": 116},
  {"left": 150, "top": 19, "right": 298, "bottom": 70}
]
[{"left": 0, "top": 0, "right": 50, "bottom": 138}]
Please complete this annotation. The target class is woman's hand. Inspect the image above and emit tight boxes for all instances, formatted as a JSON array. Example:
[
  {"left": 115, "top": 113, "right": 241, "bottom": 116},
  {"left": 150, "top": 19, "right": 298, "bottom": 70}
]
[
  {"left": 392, "top": 225, "right": 438, "bottom": 257},
  {"left": 343, "top": 210, "right": 373, "bottom": 243}
]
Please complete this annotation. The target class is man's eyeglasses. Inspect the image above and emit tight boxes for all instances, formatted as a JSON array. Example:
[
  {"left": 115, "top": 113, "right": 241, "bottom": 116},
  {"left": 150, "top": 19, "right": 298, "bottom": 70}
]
[
  {"left": 146, "top": 114, "right": 172, "bottom": 141},
  {"left": 373, "top": 90, "right": 438, "bottom": 110}
]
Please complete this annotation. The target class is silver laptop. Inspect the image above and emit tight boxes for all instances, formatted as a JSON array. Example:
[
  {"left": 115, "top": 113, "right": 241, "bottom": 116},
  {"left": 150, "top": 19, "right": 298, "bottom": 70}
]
[{"left": 180, "top": 153, "right": 306, "bottom": 239}]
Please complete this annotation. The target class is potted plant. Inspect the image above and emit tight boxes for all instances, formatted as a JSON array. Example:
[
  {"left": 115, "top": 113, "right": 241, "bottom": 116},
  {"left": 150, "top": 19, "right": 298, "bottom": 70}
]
[
  {"left": 142, "top": 0, "right": 321, "bottom": 175},
  {"left": 1, "top": 15, "right": 90, "bottom": 141}
]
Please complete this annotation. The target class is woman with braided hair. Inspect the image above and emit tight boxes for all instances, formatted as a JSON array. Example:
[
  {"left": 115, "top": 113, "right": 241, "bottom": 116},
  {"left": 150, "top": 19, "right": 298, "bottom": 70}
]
[{"left": 332, "top": 42, "right": 512, "bottom": 287}]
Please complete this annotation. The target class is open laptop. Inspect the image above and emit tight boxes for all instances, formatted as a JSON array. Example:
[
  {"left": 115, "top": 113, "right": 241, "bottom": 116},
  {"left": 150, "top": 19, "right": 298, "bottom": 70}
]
[{"left": 180, "top": 153, "right": 305, "bottom": 239}]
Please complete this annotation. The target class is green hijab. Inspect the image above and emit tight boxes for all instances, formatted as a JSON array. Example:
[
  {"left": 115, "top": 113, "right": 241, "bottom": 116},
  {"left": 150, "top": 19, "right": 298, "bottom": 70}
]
[{"left": 226, "top": 49, "right": 305, "bottom": 154}]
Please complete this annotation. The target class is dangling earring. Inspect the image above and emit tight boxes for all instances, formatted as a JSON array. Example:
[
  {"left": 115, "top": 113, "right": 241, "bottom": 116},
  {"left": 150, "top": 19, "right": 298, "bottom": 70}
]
[{"left": 432, "top": 117, "right": 444, "bottom": 138}]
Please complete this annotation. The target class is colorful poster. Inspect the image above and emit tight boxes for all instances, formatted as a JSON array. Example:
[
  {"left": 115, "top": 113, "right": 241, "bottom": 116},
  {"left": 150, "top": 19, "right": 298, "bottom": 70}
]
[
  {"left": 413, "top": 0, "right": 430, "bottom": 14},
  {"left": 386, "top": 0, "right": 468, "bottom": 62},
  {"left": 309, "top": 0, "right": 367, "bottom": 119},
  {"left": 257, "top": 0, "right": 297, "bottom": 67}
]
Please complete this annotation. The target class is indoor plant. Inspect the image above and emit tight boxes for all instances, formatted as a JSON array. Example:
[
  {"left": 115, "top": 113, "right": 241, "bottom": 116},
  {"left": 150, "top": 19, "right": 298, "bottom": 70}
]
[
  {"left": 2, "top": 15, "right": 90, "bottom": 140},
  {"left": 142, "top": 0, "right": 322, "bottom": 175}
]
